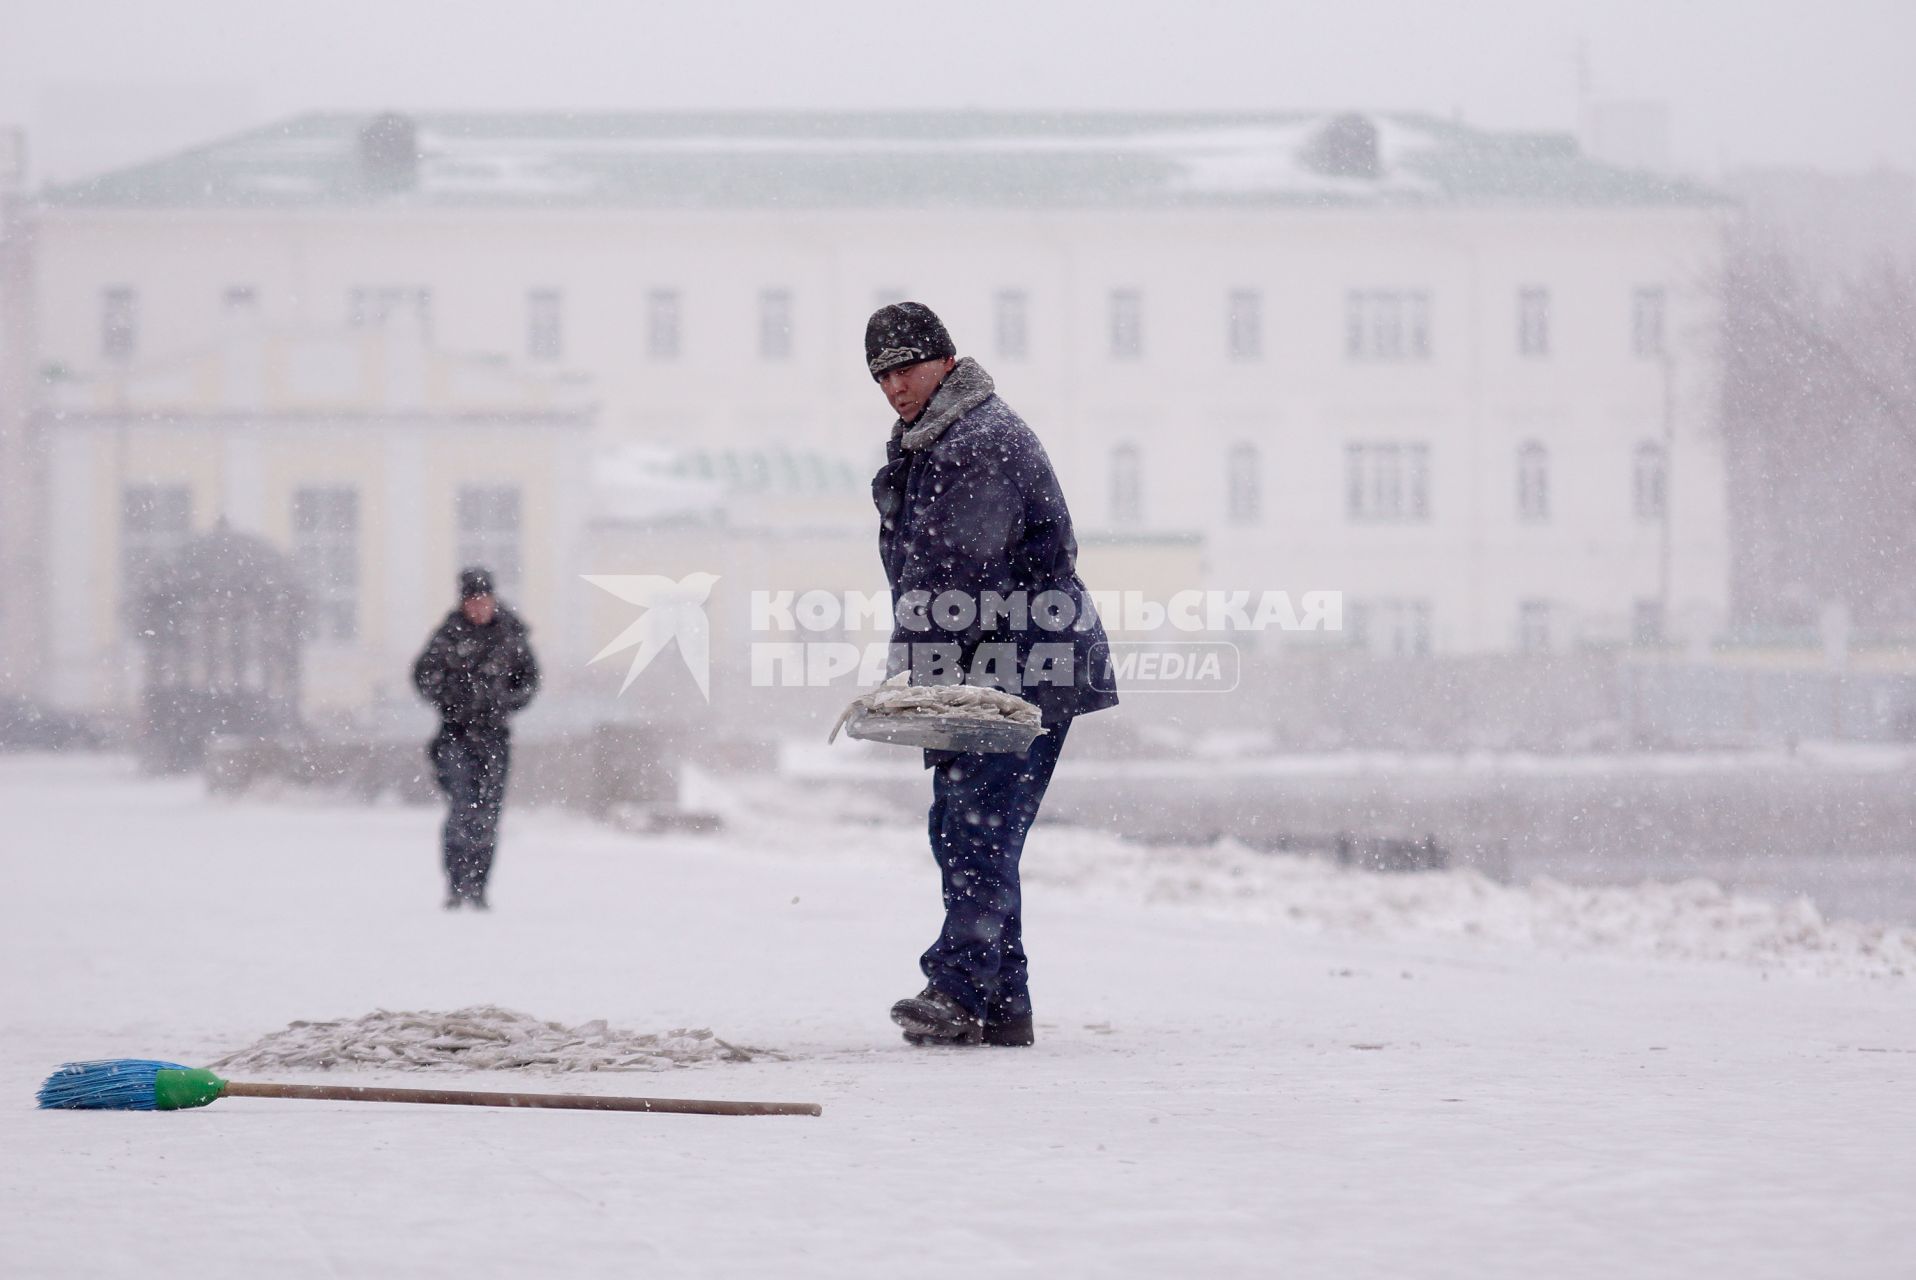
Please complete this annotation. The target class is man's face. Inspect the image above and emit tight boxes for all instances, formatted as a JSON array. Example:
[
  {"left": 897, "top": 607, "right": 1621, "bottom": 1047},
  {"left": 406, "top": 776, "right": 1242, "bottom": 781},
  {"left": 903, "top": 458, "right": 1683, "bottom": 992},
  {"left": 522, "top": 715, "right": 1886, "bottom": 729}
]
[
  {"left": 462, "top": 594, "right": 496, "bottom": 625},
  {"left": 877, "top": 356, "right": 956, "bottom": 424}
]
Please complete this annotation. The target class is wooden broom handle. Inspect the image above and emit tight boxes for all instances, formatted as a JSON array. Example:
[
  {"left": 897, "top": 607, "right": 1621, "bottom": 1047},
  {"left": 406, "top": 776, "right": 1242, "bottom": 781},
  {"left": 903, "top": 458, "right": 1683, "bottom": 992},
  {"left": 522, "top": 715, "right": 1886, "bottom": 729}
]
[{"left": 220, "top": 1080, "right": 821, "bottom": 1117}]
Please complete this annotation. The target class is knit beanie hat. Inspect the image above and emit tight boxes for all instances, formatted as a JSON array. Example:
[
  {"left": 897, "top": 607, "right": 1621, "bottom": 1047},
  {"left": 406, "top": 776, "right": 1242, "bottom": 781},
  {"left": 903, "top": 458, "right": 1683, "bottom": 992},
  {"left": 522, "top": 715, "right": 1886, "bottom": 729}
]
[
  {"left": 865, "top": 302, "right": 956, "bottom": 379},
  {"left": 459, "top": 567, "right": 495, "bottom": 599}
]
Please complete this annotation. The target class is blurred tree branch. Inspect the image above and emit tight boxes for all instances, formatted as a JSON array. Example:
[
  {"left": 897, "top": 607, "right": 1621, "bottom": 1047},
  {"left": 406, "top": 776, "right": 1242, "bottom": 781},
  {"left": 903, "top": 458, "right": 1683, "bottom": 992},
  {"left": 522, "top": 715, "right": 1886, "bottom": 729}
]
[{"left": 1721, "top": 238, "right": 1916, "bottom": 629}]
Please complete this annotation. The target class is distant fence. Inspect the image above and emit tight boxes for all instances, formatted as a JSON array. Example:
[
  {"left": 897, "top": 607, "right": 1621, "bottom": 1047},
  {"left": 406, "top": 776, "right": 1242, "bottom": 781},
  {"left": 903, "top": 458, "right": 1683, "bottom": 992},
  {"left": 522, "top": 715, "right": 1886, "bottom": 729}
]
[
  {"left": 203, "top": 724, "right": 775, "bottom": 816},
  {"left": 1623, "top": 661, "right": 1916, "bottom": 745},
  {"left": 1065, "top": 651, "right": 1916, "bottom": 751}
]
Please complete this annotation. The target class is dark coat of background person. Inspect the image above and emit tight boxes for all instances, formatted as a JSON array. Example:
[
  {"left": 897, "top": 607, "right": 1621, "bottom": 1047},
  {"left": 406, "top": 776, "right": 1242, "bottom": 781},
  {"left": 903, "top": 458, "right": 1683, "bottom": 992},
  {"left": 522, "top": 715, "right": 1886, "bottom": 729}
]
[
  {"left": 411, "top": 605, "right": 539, "bottom": 903},
  {"left": 872, "top": 357, "right": 1119, "bottom": 735},
  {"left": 412, "top": 605, "right": 540, "bottom": 740}
]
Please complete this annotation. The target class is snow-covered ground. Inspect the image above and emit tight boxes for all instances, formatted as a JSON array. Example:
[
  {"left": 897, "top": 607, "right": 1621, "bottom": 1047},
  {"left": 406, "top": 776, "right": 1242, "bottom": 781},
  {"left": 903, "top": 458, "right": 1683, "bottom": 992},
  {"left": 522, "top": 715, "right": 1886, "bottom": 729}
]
[{"left": 3, "top": 753, "right": 1913, "bottom": 1278}]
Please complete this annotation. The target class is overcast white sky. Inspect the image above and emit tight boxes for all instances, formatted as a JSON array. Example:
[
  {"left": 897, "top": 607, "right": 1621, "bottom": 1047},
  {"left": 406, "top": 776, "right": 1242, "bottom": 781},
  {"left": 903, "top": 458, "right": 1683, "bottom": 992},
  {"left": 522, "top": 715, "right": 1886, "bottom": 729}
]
[{"left": 4, "top": 0, "right": 1912, "bottom": 183}]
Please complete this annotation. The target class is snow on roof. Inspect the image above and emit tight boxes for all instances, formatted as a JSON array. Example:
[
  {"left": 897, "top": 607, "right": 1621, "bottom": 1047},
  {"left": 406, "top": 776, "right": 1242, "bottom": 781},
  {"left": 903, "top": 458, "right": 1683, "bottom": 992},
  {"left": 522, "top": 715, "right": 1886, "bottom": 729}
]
[{"left": 43, "top": 111, "right": 1724, "bottom": 211}]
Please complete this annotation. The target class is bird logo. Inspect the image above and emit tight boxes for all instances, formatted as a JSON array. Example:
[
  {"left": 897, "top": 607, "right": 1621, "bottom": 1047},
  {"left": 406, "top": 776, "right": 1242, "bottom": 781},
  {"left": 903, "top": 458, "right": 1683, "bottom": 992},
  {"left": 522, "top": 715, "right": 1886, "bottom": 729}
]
[{"left": 582, "top": 572, "right": 721, "bottom": 700}]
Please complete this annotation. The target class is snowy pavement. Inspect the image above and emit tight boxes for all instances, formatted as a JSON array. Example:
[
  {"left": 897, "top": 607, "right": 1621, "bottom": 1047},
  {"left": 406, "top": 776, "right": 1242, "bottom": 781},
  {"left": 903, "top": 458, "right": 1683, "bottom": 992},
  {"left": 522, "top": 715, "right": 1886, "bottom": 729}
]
[{"left": 2, "top": 754, "right": 1913, "bottom": 1278}]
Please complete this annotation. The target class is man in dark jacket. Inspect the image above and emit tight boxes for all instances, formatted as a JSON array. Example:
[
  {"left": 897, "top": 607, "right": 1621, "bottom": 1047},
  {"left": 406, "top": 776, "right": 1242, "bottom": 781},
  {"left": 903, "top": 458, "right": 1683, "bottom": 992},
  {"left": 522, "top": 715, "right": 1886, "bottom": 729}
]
[
  {"left": 411, "top": 567, "right": 540, "bottom": 909},
  {"left": 867, "top": 301, "right": 1117, "bottom": 1048}
]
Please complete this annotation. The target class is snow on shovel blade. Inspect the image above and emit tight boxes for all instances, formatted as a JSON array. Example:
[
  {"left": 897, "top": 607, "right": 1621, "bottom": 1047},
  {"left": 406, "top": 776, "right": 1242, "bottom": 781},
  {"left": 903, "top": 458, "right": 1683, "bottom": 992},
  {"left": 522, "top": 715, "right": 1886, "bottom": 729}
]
[{"left": 841, "top": 710, "right": 1044, "bottom": 754}]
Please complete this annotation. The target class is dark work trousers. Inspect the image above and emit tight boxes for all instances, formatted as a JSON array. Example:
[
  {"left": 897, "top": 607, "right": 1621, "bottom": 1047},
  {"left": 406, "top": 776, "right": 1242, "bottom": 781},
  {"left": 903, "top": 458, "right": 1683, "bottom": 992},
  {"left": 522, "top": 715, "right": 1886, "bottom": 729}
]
[
  {"left": 920, "top": 719, "right": 1072, "bottom": 1023},
  {"left": 431, "top": 732, "right": 511, "bottom": 900}
]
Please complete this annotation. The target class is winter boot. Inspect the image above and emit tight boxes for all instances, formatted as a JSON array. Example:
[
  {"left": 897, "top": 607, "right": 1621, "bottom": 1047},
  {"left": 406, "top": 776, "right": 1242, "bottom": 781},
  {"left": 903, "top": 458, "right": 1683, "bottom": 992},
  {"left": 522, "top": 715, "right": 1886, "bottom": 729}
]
[
  {"left": 910, "top": 1014, "right": 1035, "bottom": 1048},
  {"left": 890, "top": 987, "right": 983, "bottom": 1045},
  {"left": 982, "top": 1014, "right": 1036, "bottom": 1048}
]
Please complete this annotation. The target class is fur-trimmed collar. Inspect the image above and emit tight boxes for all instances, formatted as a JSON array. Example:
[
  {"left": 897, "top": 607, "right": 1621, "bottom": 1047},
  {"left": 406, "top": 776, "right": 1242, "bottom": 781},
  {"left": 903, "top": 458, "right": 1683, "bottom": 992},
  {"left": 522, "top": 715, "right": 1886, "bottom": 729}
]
[{"left": 894, "top": 357, "right": 995, "bottom": 452}]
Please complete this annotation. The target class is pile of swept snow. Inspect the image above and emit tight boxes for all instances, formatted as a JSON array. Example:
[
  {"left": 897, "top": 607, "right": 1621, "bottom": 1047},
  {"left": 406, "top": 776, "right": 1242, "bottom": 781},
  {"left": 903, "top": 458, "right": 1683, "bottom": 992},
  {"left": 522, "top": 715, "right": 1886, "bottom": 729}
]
[
  {"left": 732, "top": 781, "right": 1916, "bottom": 977},
  {"left": 212, "top": 1006, "right": 779, "bottom": 1073},
  {"left": 1025, "top": 829, "right": 1916, "bottom": 978}
]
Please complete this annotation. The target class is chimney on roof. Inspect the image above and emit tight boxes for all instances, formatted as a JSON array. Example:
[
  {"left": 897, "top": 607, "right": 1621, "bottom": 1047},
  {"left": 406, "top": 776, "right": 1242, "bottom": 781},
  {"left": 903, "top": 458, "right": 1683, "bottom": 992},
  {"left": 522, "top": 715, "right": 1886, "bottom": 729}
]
[
  {"left": 1303, "top": 113, "right": 1380, "bottom": 180},
  {"left": 359, "top": 113, "right": 419, "bottom": 193}
]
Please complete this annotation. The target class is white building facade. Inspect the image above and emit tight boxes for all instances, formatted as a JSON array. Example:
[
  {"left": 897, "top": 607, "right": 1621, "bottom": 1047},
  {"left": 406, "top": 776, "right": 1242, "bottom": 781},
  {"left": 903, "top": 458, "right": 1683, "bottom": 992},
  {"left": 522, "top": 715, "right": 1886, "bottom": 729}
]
[
  {"left": 34, "top": 319, "right": 596, "bottom": 715},
  {"left": 0, "top": 127, "right": 36, "bottom": 696},
  {"left": 26, "top": 110, "right": 1731, "bottom": 696}
]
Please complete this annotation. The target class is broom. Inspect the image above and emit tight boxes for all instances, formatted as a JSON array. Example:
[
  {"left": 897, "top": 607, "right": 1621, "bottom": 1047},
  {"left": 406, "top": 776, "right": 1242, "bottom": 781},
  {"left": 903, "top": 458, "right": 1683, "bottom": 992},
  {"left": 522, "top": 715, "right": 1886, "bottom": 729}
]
[{"left": 36, "top": 1060, "right": 822, "bottom": 1117}]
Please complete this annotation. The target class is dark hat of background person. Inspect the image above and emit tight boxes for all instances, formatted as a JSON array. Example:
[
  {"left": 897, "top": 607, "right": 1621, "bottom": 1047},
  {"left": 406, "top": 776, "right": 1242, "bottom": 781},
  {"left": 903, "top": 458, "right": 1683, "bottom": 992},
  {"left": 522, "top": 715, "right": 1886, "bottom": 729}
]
[
  {"left": 459, "top": 567, "right": 495, "bottom": 599},
  {"left": 865, "top": 302, "right": 956, "bottom": 379}
]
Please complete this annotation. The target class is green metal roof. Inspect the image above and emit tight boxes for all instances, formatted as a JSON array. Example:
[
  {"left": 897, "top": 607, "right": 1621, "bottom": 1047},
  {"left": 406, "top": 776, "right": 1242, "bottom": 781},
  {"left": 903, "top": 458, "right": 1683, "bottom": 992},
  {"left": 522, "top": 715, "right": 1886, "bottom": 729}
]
[
  {"left": 44, "top": 110, "right": 1726, "bottom": 211},
  {"left": 670, "top": 446, "right": 861, "bottom": 495}
]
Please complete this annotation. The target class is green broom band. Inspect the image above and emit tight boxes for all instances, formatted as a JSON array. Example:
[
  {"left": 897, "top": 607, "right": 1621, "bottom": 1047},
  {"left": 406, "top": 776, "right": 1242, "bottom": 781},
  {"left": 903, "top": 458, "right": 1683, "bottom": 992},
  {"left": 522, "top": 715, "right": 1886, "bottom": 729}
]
[{"left": 151, "top": 1067, "right": 227, "bottom": 1111}]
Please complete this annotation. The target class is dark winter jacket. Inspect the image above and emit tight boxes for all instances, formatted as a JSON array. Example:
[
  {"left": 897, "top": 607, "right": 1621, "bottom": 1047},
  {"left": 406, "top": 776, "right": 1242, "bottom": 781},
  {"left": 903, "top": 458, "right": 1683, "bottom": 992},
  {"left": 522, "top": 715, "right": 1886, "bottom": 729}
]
[
  {"left": 411, "top": 606, "right": 540, "bottom": 740},
  {"left": 872, "top": 357, "right": 1118, "bottom": 730}
]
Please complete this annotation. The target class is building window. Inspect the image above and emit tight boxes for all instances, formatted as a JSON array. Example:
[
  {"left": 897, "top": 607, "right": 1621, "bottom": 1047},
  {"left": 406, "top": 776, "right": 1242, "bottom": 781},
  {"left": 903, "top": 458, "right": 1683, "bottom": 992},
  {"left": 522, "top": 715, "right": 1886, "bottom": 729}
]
[
  {"left": 102, "top": 287, "right": 138, "bottom": 362},
  {"left": 456, "top": 486, "right": 522, "bottom": 596},
  {"left": 1346, "top": 290, "right": 1431, "bottom": 361},
  {"left": 1516, "top": 440, "right": 1550, "bottom": 522},
  {"left": 1228, "top": 289, "right": 1262, "bottom": 361},
  {"left": 1227, "top": 442, "right": 1261, "bottom": 524},
  {"left": 120, "top": 483, "right": 191, "bottom": 624},
  {"left": 1110, "top": 444, "right": 1142, "bottom": 525},
  {"left": 995, "top": 290, "right": 1029, "bottom": 361},
  {"left": 1633, "top": 286, "right": 1666, "bottom": 358},
  {"left": 1633, "top": 597, "right": 1664, "bottom": 646},
  {"left": 1517, "top": 599, "right": 1553, "bottom": 653},
  {"left": 1109, "top": 289, "right": 1142, "bottom": 361},
  {"left": 292, "top": 486, "right": 359, "bottom": 644},
  {"left": 759, "top": 289, "right": 793, "bottom": 361},
  {"left": 527, "top": 288, "right": 563, "bottom": 361},
  {"left": 1634, "top": 440, "right": 1667, "bottom": 520},
  {"left": 1349, "top": 599, "right": 1432, "bottom": 657},
  {"left": 1345, "top": 442, "right": 1430, "bottom": 522},
  {"left": 647, "top": 289, "right": 681, "bottom": 360},
  {"left": 349, "top": 286, "right": 432, "bottom": 340},
  {"left": 1518, "top": 287, "right": 1550, "bottom": 357}
]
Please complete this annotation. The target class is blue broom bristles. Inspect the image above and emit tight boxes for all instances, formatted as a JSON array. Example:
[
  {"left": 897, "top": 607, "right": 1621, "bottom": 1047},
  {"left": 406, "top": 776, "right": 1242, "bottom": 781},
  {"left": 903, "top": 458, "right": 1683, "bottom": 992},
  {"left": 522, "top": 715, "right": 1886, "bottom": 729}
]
[{"left": 36, "top": 1059, "right": 191, "bottom": 1110}]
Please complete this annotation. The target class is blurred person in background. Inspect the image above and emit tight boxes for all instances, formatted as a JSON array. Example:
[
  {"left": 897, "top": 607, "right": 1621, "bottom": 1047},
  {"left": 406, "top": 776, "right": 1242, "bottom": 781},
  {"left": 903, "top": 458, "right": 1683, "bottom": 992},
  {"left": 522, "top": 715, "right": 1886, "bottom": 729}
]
[{"left": 411, "top": 567, "right": 540, "bottom": 910}]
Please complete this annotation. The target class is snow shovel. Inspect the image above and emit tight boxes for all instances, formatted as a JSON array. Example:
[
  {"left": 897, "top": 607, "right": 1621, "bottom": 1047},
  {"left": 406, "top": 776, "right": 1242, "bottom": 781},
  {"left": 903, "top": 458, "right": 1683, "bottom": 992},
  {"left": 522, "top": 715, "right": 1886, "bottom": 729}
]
[{"left": 828, "top": 675, "right": 1046, "bottom": 754}]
